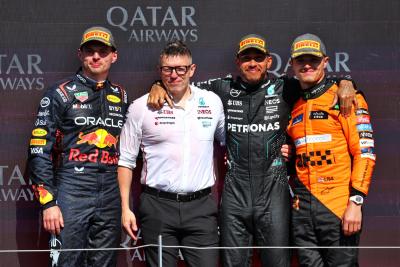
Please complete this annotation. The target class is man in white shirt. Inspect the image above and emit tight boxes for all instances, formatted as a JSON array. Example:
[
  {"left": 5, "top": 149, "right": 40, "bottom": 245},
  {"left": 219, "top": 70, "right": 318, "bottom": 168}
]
[{"left": 118, "top": 40, "right": 225, "bottom": 267}]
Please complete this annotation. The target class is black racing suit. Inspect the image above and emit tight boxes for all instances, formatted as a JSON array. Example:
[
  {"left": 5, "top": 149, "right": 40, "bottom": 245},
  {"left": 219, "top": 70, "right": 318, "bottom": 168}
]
[
  {"left": 196, "top": 75, "right": 298, "bottom": 267},
  {"left": 28, "top": 70, "right": 128, "bottom": 267}
]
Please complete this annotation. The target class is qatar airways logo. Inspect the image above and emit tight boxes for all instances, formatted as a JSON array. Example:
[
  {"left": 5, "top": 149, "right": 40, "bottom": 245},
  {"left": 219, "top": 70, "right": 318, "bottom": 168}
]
[
  {"left": 0, "top": 165, "right": 35, "bottom": 202},
  {"left": 107, "top": 6, "right": 198, "bottom": 43},
  {"left": 228, "top": 122, "right": 280, "bottom": 133},
  {"left": 0, "top": 54, "right": 44, "bottom": 91},
  {"left": 74, "top": 117, "right": 123, "bottom": 128}
]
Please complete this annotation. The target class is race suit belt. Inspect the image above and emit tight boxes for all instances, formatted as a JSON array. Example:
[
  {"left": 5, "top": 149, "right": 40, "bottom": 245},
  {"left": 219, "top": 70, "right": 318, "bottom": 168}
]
[{"left": 143, "top": 186, "right": 211, "bottom": 202}]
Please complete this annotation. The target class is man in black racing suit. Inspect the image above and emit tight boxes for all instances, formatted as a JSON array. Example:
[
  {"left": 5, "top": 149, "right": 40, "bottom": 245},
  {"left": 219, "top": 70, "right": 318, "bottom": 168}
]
[
  {"left": 28, "top": 26, "right": 128, "bottom": 267},
  {"left": 148, "top": 34, "right": 355, "bottom": 267}
]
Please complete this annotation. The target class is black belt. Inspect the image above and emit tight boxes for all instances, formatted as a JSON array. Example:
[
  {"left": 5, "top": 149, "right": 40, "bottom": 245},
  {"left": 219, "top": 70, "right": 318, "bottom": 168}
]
[{"left": 143, "top": 186, "right": 211, "bottom": 202}]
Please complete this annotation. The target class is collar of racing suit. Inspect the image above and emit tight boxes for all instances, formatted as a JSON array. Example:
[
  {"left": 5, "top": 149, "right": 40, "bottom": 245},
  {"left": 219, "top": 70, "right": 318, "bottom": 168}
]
[
  {"left": 236, "top": 76, "right": 271, "bottom": 93},
  {"left": 301, "top": 77, "right": 335, "bottom": 100},
  {"left": 75, "top": 68, "right": 110, "bottom": 90}
]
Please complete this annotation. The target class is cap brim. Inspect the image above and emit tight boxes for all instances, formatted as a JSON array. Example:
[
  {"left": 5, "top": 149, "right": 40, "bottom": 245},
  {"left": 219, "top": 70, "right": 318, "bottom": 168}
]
[{"left": 291, "top": 51, "right": 323, "bottom": 58}]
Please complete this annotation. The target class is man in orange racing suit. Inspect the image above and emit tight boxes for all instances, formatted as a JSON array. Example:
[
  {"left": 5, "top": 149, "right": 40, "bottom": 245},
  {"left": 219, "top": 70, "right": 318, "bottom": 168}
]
[{"left": 286, "top": 33, "right": 375, "bottom": 267}]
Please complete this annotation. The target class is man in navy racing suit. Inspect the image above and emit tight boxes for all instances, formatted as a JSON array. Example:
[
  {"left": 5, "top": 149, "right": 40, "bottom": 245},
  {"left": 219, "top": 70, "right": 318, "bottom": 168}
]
[{"left": 28, "top": 26, "right": 128, "bottom": 267}]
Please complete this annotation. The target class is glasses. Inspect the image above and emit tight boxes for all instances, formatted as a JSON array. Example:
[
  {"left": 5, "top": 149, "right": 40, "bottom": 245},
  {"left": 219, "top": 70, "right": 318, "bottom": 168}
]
[{"left": 160, "top": 65, "right": 192, "bottom": 76}]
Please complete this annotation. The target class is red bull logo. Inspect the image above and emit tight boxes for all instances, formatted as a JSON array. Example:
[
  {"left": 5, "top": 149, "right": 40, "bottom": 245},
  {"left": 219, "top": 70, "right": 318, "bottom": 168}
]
[
  {"left": 69, "top": 148, "right": 118, "bottom": 165},
  {"left": 77, "top": 129, "right": 118, "bottom": 149}
]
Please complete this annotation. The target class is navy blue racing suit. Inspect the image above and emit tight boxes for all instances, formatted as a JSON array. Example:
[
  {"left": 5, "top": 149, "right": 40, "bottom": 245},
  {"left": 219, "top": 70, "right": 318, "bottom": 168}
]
[{"left": 28, "top": 70, "right": 128, "bottom": 267}]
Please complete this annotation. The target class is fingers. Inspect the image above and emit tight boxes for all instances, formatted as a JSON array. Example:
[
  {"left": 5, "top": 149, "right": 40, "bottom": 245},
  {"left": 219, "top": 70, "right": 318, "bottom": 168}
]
[
  {"left": 43, "top": 206, "right": 64, "bottom": 235},
  {"left": 340, "top": 97, "right": 353, "bottom": 118},
  {"left": 342, "top": 217, "right": 362, "bottom": 236},
  {"left": 122, "top": 211, "right": 138, "bottom": 240},
  {"left": 330, "top": 94, "right": 338, "bottom": 108}
]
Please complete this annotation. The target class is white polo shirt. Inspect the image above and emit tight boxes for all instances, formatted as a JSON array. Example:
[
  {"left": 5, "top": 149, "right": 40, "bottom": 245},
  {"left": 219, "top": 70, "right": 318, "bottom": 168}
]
[{"left": 118, "top": 85, "right": 225, "bottom": 193}]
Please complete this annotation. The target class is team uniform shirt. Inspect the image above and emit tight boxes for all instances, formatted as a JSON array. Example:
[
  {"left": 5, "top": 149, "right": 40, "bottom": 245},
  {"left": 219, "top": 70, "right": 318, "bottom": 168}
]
[
  {"left": 287, "top": 80, "right": 375, "bottom": 218},
  {"left": 119, "top": 85, "right": 225, "bottom": 193}
]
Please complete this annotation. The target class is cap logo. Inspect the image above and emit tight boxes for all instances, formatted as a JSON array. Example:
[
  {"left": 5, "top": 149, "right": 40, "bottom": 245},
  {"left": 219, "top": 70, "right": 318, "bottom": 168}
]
[
  {"left": 83, "top": 30, "right": 110, "bottom": 43},
  {"left": 240, "top": 37, "right": 265, "bottom": 49},
  {"left": 293, "top": 40, "right": 320, "bottom": 51}
]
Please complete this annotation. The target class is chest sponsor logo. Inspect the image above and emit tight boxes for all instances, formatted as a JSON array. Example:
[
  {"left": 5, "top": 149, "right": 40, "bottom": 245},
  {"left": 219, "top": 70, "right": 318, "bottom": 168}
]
[
  {"left": 309, "top": 111, "right": 328, "bottom": 119},
  {"left": 361, "top": 147, "right": 375, "bottom": 154},
  {"left": 359, "top": 131, "right": 373, "bottom": 139},
  {"left": 107, "top": 94, "right": 121, "bottom": 103},
  {"left": 155, "top": 116, "right": 175, "bottom": 120},
  {"left": 35, "top": 119, "right": 47, "bottom": 126},
  {"left": 66, "top": 84, "right": 77, "bottom": 91},
  {"left": 318, "top": 176, "right": 334, "bottom": 183},
  {"left": 198, "top": 97, "right": 206, "bottom": 106},
  {"left": 73, "top": 103, "right": 93, "bottom": 109},
  {"left": 155, "top": 121, "right": 175, "bottom": 125},
  {"left": 197, "top": 109, "right": 211, "bottom": 114},
  {"left": 227, "top": 100, "right": 242, "bottom": 106},
  {"left": 264, "top": 98, "right": 280, "bottom": 105},
  {"left": 74, "top": 117, "right": 123, "bottom": 128},
  {"left": 265, "top": 105, "right": 278, "bottom": 114},
  {"left": 40, "top": 97, "right": 50, "bottom": 108},
  {"left": 109, "top": 105, "right": 122, "bottom": 112},
  {"left": 56, "top": 88, "right": 68, "bottom": 103},
  {"left": 37, "top": 109, "right": 50, "bottom": 117},
  {"left": 356, "top": 123, "right": 372, "bottom": 132},
  {"left": 77, "top": 129, "right": 118, "bottom": 149},
  {"left": 266, "top": 84, "right": 275, "bottom": 95},
  {"left": 356, "top": 108, "right": 369, "bottom": 116},
  {"left": 264, "top": 114, "right": 279, "bottom": 121},
  {"left": 356, "top": 115, "right": 370, "bottom": 124},
  {"left": 74, "top": 166, "right": 85, "bottom": 174},
  {"left": 227, "top": 122, "right": 280, "bottom": 133},
  {"left": 110, "top": 86, "right": 119, "bottom": 93},
  {"left": 202, "top": 121, "right": 211, "bottom": 128},
  {"left": 69, "top": 148, "right": 118, "bottom": 165},
  {"left": 32, "top": 128, "right": 47, "bottom": 137},
  {"left": 74, "top": 92, "right": 89, "bottom": 102},
  {"left": 292, "top": 114, "right": 303, "bottom": 126},
  {"left": 361, "top": 153, "right": 376, "bottom": 160},
  {"left": 157, "top": 109, "right": 173, "bottom": 114},
  {"left": 359, "top": 139, "right": 374, "bottom": 148},
  {"left": 294, "top": 134, "right": 332, "bottom": 147},
  {"left": 30, "top": 147, "right": 43, "bottom": 154},
  {"left": 30, "top": 138, "right": 47, "bottom": 146},
  {"left": 227, "top": 115, "right": 243, "bottom": 121},
  {"left": 229, "top": 89, "right": 241, "bottom": 97},
  {"left": 227, "top": 109, "right": 243, "bottom": 113}
]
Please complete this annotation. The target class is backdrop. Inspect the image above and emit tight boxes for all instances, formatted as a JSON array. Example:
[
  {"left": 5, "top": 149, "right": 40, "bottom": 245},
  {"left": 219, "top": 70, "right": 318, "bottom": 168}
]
[{"left": 0, "top": 0, "right": 399, "bottom": 266}]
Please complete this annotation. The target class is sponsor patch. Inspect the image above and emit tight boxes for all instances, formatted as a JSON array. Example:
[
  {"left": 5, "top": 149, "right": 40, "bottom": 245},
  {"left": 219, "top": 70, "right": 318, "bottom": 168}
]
[
  {"left": 294, "top": 40, "right": 320, "bottom": 51},
  {"left": 66, "top": 84, "right": 77, "bottom": 91},
  {"left": 357, "top": 124, "right": 373, "bottom": 132},
  {"left": 265, "top": 105, "right": 278, "bottom": 114},
  {"left": 74, "top": 92, "right": 89, "bottom": 102},
  {"left": 361, "top": 147, "right": 375, "bottom": 154},
  {"left": 228, "top": 122, "right": 280, "bottom": 133},
  {"left": 56, "top": 88, "right": 68, "bottom": 103},
  {"left": 359, "top": 139, "right": 374, "bottom": 148},
  {"left": 359, "top": 131, "right": 373, "bottom": 139},
  {"left": 30, "top": 147, "right": 43, "bottom": 154},
  {"left": 107, "top": 94, "right": 121, "bottom": 103},
  {"left": 229, "top": 89, "right": 241, "bottom": 97},
  {"left": 292, "top": 114, "right": 303, "bottom": 126},
  {"left": 30, "top": 138, "right": 47, "bottom": 146},
  {"left": 37, "top": 110, "right": 50, "bottom": 117},
  {"left": 32, "top": 128, "right": 47, "bottom": 137},
  {"left": 356, "top": 115, "right": 370, "bottom": 124},
  {"left": 264, "top": 114, "right": 279, "bottom": 121},
  {"left": 199, "top": 97, "right": 206, "bottom": 106},
  {"left": 294, "top": 134, "right": 332, "bottom": 147},
  {"left": 227, "top": 99, "right": 242, "bottom": 106},
  {"left": 356, "top": 108, "right": 369, "bottom": 116},
  {"left": 267, "top": 84, "right": 275, "bottom": 95},
  {"left": 227, "top": 109, "right": 243, "bottom": 113},
  {"left": 77, "top": 129, "right": 118, "bottom": 149},
  {"left": 202, "top": 121, "right": 212, "bottom": 127},
  {"left": 309, "top": 111, "right": 328, "bottom": 119},
  {"left": 40, "top": 97, "right": 50, "bottom": 108},
  {"left": 265, "top": 98, "right": 280, "bottom": 105}
]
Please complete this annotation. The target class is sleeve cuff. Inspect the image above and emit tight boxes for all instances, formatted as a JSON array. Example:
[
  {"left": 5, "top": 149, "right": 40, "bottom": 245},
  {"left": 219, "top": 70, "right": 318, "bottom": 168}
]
[
  {"left": 350, "top": 187, "right": 366, "bottom": 197},
  {"left": 42, "top": 200, "right": 57, "bottom": 210}
]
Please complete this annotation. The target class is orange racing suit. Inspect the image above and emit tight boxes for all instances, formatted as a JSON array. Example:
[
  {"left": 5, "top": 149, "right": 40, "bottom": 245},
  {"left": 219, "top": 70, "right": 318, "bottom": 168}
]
[{"left": 286, "top": 78, "right": 375, "bottom": 266}]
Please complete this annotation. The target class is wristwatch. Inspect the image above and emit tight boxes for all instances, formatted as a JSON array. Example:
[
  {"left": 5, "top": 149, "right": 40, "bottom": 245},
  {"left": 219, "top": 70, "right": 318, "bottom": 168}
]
[{"left": 349, "top": 195, "right": 364, "bottom": 205}]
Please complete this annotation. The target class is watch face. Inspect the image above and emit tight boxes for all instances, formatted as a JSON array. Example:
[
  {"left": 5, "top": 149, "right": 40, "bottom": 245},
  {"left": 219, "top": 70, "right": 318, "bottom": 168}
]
[
  {"left": 350, "top": 195, "right": 364, "bottom": 205},
  {"left": 355, "top": 196, "right": 362, "bottom": 202}
]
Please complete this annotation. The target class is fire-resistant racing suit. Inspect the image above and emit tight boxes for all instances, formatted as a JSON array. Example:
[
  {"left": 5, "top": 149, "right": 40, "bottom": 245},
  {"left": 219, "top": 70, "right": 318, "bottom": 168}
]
[
  {"left": 28, "top": 70, "right": 129, "bottom": 267},
  {"left": 286, "top": 79, "right": 375, "bottom": 266},
  {"left": 196, "top": 75, "right": 299, "bottom": 267}
]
